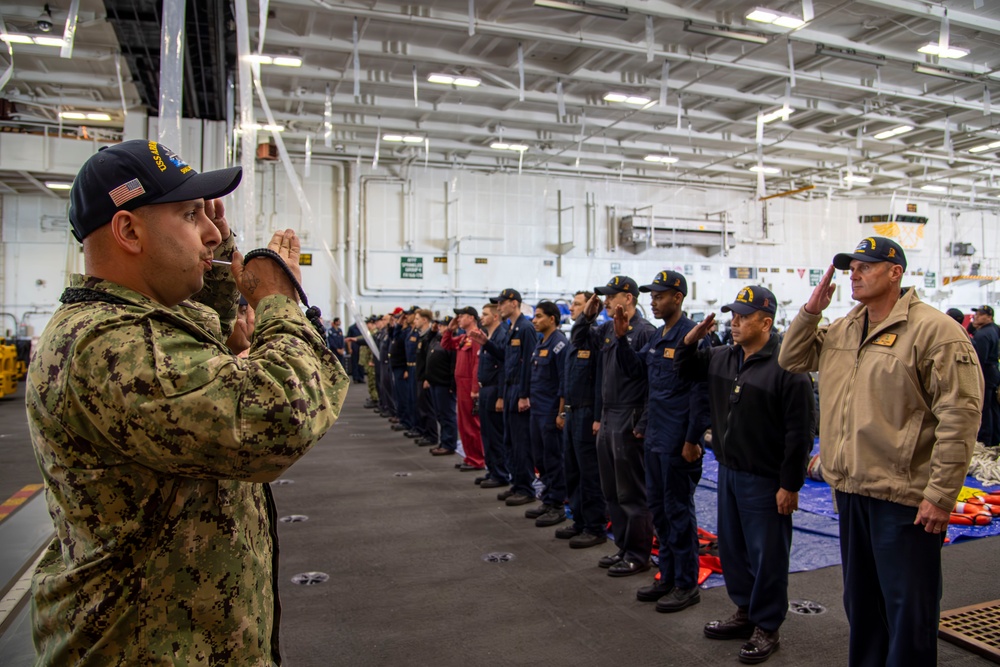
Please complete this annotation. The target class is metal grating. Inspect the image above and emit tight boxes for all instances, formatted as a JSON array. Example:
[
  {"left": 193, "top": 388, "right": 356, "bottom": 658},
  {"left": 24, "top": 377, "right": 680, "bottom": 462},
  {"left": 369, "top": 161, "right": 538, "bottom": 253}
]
[{"left": 939, "top": 600, "right": 1000, "bottom": 664}]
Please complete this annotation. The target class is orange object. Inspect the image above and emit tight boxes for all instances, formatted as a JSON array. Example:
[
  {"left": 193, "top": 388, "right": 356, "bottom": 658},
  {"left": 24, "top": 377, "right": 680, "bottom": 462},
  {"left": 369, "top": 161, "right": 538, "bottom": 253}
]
[
  {"left": 949, "top": 512, "right": 992, "bottom": 526},
  {"left": 976, "top": 493, "right": 1000, "bottom": 506}
]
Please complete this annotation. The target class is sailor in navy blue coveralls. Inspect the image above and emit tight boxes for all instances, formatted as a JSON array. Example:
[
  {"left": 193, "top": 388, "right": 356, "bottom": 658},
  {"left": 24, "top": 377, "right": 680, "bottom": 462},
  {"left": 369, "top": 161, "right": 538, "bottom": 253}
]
[
  {"left": 475, "top": 310, "right": 510, "bottom": 487},
  {"left": 617, "top": 271, "right": 710, "bottom": 612},
  {"left": 556, "top": 292, "right": 606, "bottom": 548},
  {"left": 525, "top": 302, "right": 569, "bottom": 527}
]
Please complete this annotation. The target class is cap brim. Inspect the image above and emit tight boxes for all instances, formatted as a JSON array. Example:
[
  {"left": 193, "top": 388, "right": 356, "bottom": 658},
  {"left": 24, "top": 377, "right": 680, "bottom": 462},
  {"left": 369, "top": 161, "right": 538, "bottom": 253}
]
[
  {"left": 594, "top": 286, "right": 617, "bottom": 295},
  {"left": 720, "top": 302, "right": 757, "bottom": 315},
  {"left": 638, "top": 284, "right": 670, "bottom": 293},
  {"left": 149, "top": 166, "right": 243, "bottom": 205},
  {"left": 489, "top": 297, "right": 500, "bottom": 304},
  {"left": 832, "top": 252, "right": 881, "bottom": 270}
]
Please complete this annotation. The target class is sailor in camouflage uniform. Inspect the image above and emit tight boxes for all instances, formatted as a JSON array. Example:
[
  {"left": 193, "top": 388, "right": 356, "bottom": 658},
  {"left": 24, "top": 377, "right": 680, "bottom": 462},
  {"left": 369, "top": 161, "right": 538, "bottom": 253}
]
[{"left": 26, "top": 140, "right": 349, "bottom": 666}]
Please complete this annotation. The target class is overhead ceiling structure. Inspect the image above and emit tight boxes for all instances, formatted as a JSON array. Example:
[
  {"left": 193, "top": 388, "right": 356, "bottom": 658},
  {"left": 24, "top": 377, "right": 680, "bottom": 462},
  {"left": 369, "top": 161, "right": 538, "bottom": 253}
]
[{"left": 1, "top": 0, "right": 1000, "bottom": 207}]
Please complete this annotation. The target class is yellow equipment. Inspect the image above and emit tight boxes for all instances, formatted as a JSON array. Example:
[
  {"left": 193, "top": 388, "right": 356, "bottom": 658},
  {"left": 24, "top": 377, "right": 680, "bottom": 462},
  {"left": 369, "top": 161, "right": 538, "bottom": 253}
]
[{"left": 0, "top": 341, "right": 26, "bottom": 398}]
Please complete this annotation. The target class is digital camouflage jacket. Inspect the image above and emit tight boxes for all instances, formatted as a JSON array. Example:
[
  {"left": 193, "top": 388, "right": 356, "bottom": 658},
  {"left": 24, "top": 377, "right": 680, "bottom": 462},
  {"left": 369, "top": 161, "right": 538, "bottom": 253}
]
[{"left": 26, "top": 237, "right": 349, "bottom": 666}]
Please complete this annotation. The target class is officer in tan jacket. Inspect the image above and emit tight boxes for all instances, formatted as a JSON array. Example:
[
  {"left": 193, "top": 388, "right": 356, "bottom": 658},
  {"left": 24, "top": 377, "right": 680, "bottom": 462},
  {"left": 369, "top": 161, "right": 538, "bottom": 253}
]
[{"left": 779, "top": 236, "right": 983, "bottom": 667}]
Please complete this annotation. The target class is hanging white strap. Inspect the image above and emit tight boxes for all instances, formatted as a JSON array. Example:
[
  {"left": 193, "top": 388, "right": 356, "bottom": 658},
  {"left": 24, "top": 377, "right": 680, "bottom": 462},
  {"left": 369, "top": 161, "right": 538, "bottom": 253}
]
[
  {"left": 985, "top": 87, "right": 992, "bottom": 116},
  {"left": 353, "top": 17, "right": 361, "bottom": 98},
  {"left": 468, "top": 0, "right": 475, "bottom": 36},
  {"left": 646, "top": 16, "right": 654, "bottom": 63},
  {"left": 517, "top": 43, "right": 525, "bottom": 101},
  {"left": 323, "top": 84, "right": 333, "bottom": 147},
  {"left": 557, "top": 79, "right": 565, "bottom": 120},
  {"left": 659, "top": 61, "right": 669, "bottom": 108},
  {"left": 372, "top": 116, "right": 381, "bottom": 169},
  {"left": 756, "top": 110, "right": 764, "bottom": 144},
  {"left": 424, "top": 137, "right": 430, "bottom": 171},
  {"left": 304, "top": 135, "right": 312, "bottom": 178},
  {"left": 944, "top": 115, "right": 953, "bottom": 163},
  {"left": 676, "top": 94, "right": 683, "bottom": 130},
  {"left": 412, "top": 65, "right": 419, "bottom": 107},
  {"left": 939, "top": 9, "right": 950, "bottom": 52},
  {"left": 802, "top": 0, "right": 814, "bottom": 22},
  {"left": 60, "top": 0, "right": 80, "bottom": 59},
  {"left": 0, "top": 17, "right": 12, "bottom": 94},
  {"left": 787, "top": 39, "right": 795, "bottom": 88},
  {"left": 575, "top": 112, "right": 586, "bottom": 169},
  {"left": 257, "top": 0, "right": 269, "bottom": 53},
  {"left": 856, "top": 126, "right": 863, "bottom": 150}
]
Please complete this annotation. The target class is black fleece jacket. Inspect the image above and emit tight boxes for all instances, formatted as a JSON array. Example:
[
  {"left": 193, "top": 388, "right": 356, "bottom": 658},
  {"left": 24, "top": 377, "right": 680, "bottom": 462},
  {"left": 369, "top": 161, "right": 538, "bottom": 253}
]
[{"left": 674, "top": 333, "right": 814, "bottom": 491}]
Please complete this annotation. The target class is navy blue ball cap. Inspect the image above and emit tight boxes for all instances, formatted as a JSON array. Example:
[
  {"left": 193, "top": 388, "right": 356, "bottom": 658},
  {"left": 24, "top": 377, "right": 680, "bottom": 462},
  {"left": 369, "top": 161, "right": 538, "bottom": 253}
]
[
  {"left": 490, "top": 288, "right": 522, "bottom": 304},
  {"left": 833, "top": 236, "right": 907, "bottom": 271},
  {"left": 639, "top": 270, "right": 687, "bottom": 296},
  {"left": 721, "top": 285, "right": 777, "bottom": 316},
  {"left": 69, "top": 139, "right": 243, "bottom": 241},
  {"left": 594, "top": 275, "right": 638, "bottom": 296}
]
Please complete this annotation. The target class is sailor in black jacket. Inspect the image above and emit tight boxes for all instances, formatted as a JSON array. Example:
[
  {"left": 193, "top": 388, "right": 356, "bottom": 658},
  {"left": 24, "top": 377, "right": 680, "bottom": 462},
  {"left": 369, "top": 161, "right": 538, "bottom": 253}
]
[{"left": 675, "top": 285, "right": 813, "bottom": 665}]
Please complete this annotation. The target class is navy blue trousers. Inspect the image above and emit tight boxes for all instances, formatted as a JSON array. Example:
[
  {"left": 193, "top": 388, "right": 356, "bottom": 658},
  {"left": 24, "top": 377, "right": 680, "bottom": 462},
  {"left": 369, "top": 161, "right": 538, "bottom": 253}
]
[
  {"left": 978, "top": 384, "right": 1000, "bottom": 447},
  {"left": 837, "top": 492, "right": 944, "bottom": 667},
  {"left": 646, "top": 450, "right": 701, "bottom": 590},
  {"left": 416, "top": 383, "right": 437, "bottom": 443},
  {"left": 378, "top": 363, "right": 395, "bottom": 415},
  {"left": 429, "top": 385, "right": 457, "bottom": 451},
  {"left": 716, "top": 464, "right": 791, "bottom": 633},
  {"left": 478, "top": 385, "right": 508, "bottom": 482},
  {"left": 564, "top": 405, "right": 606, "bottom": 535},
  {"left": 530, "top": 411, "right": 566, "bottom": 507},
  {"left": 503, "top": 388, "right": 536, "bottom": 497},
  {"left": 597, "top": 406, "right": 652, "bottom": 565},
  {"left": 391, "top": 367, "right": 413, "bottom": 429}
]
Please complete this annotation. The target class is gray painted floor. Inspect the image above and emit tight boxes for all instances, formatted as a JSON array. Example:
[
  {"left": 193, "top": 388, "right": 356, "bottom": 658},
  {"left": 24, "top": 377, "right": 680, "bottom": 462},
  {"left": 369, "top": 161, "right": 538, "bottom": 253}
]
[{"left": 1, "top": 382, "right": 998, "bottom": 665}]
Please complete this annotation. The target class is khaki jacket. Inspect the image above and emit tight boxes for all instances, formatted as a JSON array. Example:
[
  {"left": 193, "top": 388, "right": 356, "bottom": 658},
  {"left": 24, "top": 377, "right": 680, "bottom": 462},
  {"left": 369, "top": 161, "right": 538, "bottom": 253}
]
[{"left": 779, "top": 288, "right": 983, "bottom": 511}]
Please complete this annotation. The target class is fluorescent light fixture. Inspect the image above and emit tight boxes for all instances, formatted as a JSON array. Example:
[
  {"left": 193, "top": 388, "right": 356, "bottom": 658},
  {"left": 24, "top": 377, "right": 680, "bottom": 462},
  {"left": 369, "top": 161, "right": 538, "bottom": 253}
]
[
  {"left": 844, "top": 174, "right": 872, "bottom": 184},
  {"left": 920, "top": 184, "right": 947, "bottom": 193},
  {"left": 0, "top": 34, "right": 34, "bottom": 44},
  {"left": 59, "top": 111, "right": 87, "bottom": 120},
  {"left": 45, "top": 182, "right": 73, "bottom": 190},
  {"left": 604, "top": 92, "right": 651, "bottom": 106},
  {"left": 32, "top": 36, "right": 66, "bottom": 47},
  {"left": 918, "top": 42, "right": 969, "bottom": 59},
  {"left": 761, "top": 106, "right": 793, "bottom": 124},
  {"left": 912, "top": 63, "right": 980, "bottom": 84},
  {"left": 245, "top": 54, "right": 273, "bottom": 64},
  {"left": 815, "top": 45, "right": 886, "bottom": 67},
  {"left": 490, "top": 142, "right": 528, "bottom": 151},
  {"left": 427, "top": 73, "right": 481, "bottom": 87},
  {"left": 873, "top": 125, "right": 913, "bottom": 140},
  {"left": 683, "top": 21, "right": 770, "bottom": 45},
  {"left": 749, "top": 165, "right": 780, "bottom": 174},
  {"left": 745, "top": 7, "right": 804, "bottom": 29},
  {"left": 86, "top": 113, "right": 111, "bottom": 121},
  {"left": 383, "top": 134, "right": 424, "bottom": 143},
  {"left": 272, "top": 56, "right": 302, "bottom": 67},
  {"left": 969, "top": 140, "right": 1000, "bottom": 153},
  {"left": 533, "top": 0, "right": 629, "bottom": 20},
  {"left": 644, "top": 155, "right": 679, "bottom": 164}
]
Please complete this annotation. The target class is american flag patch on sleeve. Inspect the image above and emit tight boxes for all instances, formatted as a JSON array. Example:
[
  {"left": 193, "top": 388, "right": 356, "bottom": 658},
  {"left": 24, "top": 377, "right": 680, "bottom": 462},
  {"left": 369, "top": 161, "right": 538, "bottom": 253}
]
[{"left": 108, "top": 178, "right": 145, "bottom": 206}]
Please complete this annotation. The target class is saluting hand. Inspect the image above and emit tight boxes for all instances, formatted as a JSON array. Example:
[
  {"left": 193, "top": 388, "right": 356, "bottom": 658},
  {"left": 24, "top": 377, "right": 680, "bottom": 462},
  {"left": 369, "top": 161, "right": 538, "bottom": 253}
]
[
  {"left": 804, "top": 265, "right": 837, "bottom": 315},
  {"left": 583, "top": 294, "right": 603, "bottom": 319},
  {"left": 204, "top": 198, "right": 231, "bottom": 240},
  {"left": 683, "top": 313, "right": 716, "bottom": 346},
  {"left": 613, "top": 305, "right": 629, "bottom": 338}
]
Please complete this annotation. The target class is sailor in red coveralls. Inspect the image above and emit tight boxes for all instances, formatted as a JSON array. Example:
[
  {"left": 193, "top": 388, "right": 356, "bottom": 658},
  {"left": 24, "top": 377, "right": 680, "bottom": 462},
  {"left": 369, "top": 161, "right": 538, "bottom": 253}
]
[{"left": 442, "top": 307, "right": 487, "bottom": 471}]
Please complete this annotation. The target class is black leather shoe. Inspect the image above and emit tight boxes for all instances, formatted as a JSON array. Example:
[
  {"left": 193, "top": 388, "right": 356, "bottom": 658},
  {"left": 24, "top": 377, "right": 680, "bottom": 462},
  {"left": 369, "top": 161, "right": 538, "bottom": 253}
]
[
  {"left": 704, "top": 608, "right": 754, "bottom": 640},
  {"left": 554, "top": 525, "right": 581, "bottom": 540},
  {"left": 390, "top": 423, "right": 408, "bottom": 431},
  {"left": 403, "top": 430, "right": 422, "bottom": 438},
  {"left": 655, "top": 586, "right": 700, "bottom": 613},
  {"left": 505, "top": 493, "right": 537, "bottom": 507},
  {"left": 480, "top": 478, "right": 509, "bottom": 489},
  {"left": 460, "top": 464, "right": 486, "bottom": 472},
  {"left": 535, "top": 507, "right": 566, "bottom": 527},
  {"left": 738, "top": 627, "right": 779, "bottom": 664},
  {"left": 496, "top": 488, "right": 515, "bottom": 500},
  {"left": 597, "top": 551, "right": 625, "bottom": 569},
  {"left": 524, "top": 504, "right": 553, "bottom": 519},
  {"left": 415, "top": 438, "right": 437, "bottom": 446},
  {"left": 474, "top": 476, "right": 487, "bottom": 485},
  {"left": 636, "top": 579, "right": 674, "bottom": 602},
  {"left": 429, "top": 447, "right": 455, "bottom": 456},
  {"left": 607, "top": 559, "right": 650, "bottom": 578},
  {"left": 569, "top": 532, "right": 607, "bottom": 549}
]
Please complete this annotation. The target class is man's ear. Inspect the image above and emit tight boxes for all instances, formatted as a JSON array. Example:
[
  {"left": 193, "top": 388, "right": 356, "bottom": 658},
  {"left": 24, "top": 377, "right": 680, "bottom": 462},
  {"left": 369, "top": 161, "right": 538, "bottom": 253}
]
[
  {"left": 890, "top": 264, "right": 905, "bottom": 282},
  {"left": 109, "top": 210, "right": 143, "bottom": 256}
]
